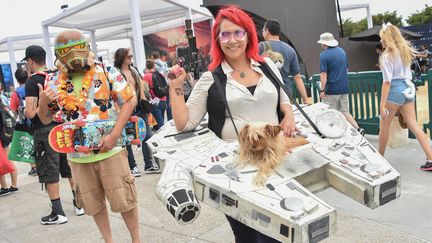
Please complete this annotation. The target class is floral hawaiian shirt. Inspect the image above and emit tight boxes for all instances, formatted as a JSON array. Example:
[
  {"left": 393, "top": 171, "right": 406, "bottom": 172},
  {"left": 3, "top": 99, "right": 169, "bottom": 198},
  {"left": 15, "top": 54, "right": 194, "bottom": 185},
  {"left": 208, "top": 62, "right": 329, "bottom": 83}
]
[{"left": 46, "top": 64, "right": 134, "bottom": 163}]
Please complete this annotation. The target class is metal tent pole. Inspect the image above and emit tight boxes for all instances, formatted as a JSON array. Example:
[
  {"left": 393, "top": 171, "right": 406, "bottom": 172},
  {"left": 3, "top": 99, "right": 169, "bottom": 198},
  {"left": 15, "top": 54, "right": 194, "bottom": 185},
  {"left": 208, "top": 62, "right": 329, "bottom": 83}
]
[
  {"left": 129, "top": 0, "right": 146, "bottom": 72},
  {"left": 7, "top": 38, "right": 18, "bottom": 88},
  {"left": 42, "top": 25, "right": 54, "bottom": 67}
]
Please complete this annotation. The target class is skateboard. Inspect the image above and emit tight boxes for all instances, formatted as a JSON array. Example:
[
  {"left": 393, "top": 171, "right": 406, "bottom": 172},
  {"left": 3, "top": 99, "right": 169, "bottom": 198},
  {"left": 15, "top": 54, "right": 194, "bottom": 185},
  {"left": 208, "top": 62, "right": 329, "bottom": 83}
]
[{"left": 48, "top": 116, "right": 146, "bottom": 154}]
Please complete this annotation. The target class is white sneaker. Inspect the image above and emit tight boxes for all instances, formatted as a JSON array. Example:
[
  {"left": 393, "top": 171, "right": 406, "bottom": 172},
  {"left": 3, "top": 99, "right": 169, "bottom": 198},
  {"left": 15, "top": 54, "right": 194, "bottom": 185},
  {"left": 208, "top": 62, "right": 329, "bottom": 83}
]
[
  {"left": 74, "top": 206, "right": 85, "bottom": 216},
  {"left": 40, "top": 211, "right": 68, "bottom": 225},
  {"left": 131, "top": 166, "right": 142, "bottom": 177},
  {"left": 73, "top": 200, "right": 84, "bottom": 216}
]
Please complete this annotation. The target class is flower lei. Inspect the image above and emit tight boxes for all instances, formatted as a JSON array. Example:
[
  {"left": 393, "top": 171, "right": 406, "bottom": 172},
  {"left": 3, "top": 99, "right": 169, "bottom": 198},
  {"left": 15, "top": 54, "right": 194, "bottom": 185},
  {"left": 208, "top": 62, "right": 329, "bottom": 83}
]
[{"left": 57, "top": 67, "right": 95, "bottom": 117}]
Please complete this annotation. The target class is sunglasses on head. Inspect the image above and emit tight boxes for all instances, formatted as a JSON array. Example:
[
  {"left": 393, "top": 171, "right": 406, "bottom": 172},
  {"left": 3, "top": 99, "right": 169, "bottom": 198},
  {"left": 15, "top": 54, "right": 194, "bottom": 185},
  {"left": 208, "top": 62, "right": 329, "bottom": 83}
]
[
  {"left": 55, "top": 41, "right": 88, "bottom": 57},
  {"left": 218, "top": 29, "right": 247, "bottom": 43}
]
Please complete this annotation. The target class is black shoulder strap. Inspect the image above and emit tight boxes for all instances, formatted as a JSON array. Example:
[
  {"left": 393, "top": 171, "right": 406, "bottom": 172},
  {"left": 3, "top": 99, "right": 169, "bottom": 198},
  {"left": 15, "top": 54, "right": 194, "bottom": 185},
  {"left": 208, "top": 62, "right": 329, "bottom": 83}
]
[
  {"left": 259, "top": 61, "right": 325, "bottom": 138},
  {"left": 257, "top": 63, "right": 283, "bottom": 122},
  {"left": 98, "top": 63, "right": 113, "bottom": 92},
  {"left": 16, "top": 91, "right": 24, "bottom": 107},
  {"left": 264, "top": 41, "right": 273, "bottom": 51},
  {"left": 100, "top": 63, "right": 109, "bottom": 79},
  {"left": 211, "top": 66, "right": 239, "bottom": 136},
  {"left": 129, "top": 65, "right": 142, "bottom": 101}
]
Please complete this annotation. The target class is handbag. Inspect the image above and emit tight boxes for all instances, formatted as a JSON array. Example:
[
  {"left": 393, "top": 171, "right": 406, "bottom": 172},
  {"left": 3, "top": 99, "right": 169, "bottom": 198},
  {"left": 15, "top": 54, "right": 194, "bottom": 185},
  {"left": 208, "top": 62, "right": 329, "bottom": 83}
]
[
  {"left": 0, "top": 140, "right": 15, "bottom": 176},
  {"left": 139, "top": 99, "right": 155, "bottom": 114},
  {"left": 8, "top": 130, "right": 35, "bottom": 163}
]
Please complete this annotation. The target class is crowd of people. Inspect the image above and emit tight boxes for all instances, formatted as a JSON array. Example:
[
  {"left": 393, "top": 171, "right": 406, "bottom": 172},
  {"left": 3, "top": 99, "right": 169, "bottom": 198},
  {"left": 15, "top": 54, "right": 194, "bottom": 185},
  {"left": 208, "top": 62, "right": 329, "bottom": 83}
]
[{"left": 0, "top": 4, "right": 431, "bottom": 243}]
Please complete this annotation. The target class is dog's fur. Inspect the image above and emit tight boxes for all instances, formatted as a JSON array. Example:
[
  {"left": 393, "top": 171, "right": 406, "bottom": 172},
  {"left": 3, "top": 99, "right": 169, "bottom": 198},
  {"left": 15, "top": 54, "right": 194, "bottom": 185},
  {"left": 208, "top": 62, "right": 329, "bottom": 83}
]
[{"left": 236, "top": 122, "right": 309, "bottom": 186}]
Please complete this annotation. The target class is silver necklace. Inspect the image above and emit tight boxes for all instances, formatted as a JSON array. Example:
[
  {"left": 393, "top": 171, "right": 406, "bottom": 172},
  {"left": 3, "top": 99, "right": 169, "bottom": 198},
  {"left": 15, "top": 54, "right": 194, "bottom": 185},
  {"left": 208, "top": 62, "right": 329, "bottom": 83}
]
[
  {"left": 232, "top": 64, "right": 249, "bottom": 78},
  {"left": 233, "top": 69, "right": 246, "bottom": 78}
]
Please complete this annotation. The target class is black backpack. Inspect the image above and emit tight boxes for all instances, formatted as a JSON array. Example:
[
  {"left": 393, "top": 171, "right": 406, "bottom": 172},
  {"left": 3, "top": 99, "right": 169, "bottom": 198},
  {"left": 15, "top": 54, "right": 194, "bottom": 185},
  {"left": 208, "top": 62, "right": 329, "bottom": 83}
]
[
  {"left": 0, "top": 101, "right": 15, "bottom": 144},
  {"left": 15, "top": 88, "right": 31, "bottom": 127},
  {"left": 151, "top": 71, "right": 169, "bottom": 98}
]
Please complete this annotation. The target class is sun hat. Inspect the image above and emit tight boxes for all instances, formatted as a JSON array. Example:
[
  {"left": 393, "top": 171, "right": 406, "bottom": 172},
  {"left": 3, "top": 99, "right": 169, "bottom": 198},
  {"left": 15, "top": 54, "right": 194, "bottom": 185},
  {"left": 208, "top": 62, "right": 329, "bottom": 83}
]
[{"left": 317, "top": 32, "right": 338, "bottom": 47}]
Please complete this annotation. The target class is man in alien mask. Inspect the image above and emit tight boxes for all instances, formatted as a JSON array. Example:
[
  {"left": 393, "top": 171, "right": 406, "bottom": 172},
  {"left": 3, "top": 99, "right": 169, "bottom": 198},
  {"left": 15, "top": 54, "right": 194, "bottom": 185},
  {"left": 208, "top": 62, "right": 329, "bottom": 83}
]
[{"left": 38, "top": 29, "right": 142, "bottom": 243}]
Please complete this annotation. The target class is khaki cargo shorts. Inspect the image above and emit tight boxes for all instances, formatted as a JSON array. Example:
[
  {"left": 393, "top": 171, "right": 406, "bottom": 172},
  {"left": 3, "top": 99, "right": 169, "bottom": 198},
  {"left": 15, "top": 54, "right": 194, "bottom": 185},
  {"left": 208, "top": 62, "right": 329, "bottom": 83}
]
[
  {"left": 323, "top": 94, "right": 349, "bottom": 113},
  {"left": 69, "top": 150, "right": 137, "bottom": 216}
]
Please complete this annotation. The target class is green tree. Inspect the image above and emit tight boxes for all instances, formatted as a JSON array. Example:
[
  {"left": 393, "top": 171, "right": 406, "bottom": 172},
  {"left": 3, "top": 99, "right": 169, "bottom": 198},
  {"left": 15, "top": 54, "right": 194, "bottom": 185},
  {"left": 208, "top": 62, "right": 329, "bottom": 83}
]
[
  {"left": 341, "top": 18, "right": 355, "bottom": 36},
  {"left": 406, "top": 4, "right": 432, "bottom": 25},
  {"left": 341, "top": 18, "right": 367, "bottom": 36},
  {"left": 372, "top": 11, "right": 403, "bottom": 26},
  {"left": 341, "top": 11, "right": 403, "bottom": 36}
]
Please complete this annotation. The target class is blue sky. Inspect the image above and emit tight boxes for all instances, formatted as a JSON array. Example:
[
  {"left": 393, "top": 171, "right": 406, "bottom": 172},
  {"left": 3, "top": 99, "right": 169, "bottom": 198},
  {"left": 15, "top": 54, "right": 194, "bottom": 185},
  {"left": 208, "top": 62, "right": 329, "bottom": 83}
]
[{"left": 338, "top": 0, "right": 430, "bottom": 25}]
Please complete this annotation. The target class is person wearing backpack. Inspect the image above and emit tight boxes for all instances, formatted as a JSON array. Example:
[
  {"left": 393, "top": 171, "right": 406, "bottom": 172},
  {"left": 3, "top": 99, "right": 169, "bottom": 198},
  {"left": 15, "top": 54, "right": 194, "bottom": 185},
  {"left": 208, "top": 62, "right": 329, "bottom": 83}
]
[
  {"left": 144, "top": 59, "right": 167, "bottom": 130},
  {"left": 152, "top": 51, "right": 172, "bottom": 120},
  {"left": 0, "top": 95, "right": 18, "bottom": 196},
  {"left": 259, "top": 19, "right": 310, "bottom": 105},
  {"left": 23, "top": 45, "right": 84, "bottom": 225},
  {"left": 0, "top": 83, "right": 9, "bottom": 108},
  {"left": 9, "top": 68, "right": 37, "bottom": 176}
]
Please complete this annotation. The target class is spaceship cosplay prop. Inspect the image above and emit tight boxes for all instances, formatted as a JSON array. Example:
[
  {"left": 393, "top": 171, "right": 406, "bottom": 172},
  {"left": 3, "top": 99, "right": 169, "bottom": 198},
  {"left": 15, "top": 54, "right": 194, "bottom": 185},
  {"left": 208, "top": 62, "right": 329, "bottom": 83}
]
[{"left": 149, "top": 102, "right": 400, "bottom": 243}]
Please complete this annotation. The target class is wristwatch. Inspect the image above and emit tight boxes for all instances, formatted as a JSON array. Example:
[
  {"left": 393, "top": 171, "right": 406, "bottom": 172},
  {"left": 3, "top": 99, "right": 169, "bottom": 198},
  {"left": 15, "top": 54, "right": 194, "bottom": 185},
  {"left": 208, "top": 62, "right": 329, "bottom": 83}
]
[{"left": 319, "top": 89, "right": 325, "bottom": 92}]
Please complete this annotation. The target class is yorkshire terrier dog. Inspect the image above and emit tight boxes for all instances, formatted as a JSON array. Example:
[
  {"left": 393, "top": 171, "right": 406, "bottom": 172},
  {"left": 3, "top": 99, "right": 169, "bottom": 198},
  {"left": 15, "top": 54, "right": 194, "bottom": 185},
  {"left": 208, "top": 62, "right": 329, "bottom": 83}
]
[{"left": 236, "top": 122, "right": 309, "bottom": 186}]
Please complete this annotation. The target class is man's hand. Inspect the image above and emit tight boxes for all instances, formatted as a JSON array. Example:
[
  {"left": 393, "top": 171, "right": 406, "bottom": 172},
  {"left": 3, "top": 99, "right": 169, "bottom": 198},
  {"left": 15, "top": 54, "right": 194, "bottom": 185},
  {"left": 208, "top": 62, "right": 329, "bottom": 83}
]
[
  {"left": 302, "top": 97, "right": 312, "bottom": 105},
  {"left": 37, "top": 83, "right": 56, "bottom": 106},
  {"left": 98, "top": 134, "right": 118, "bottom": 153},
  {"left": 319, "top": 91, "right": 326, "bottom": 99}
]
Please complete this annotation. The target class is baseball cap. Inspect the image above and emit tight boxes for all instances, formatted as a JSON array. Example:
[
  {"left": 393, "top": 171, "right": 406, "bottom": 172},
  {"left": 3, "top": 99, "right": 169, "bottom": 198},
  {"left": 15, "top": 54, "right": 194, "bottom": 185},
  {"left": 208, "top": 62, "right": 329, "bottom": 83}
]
[{"left": 21, "top": 45, "right": 46, "bottom": 62}]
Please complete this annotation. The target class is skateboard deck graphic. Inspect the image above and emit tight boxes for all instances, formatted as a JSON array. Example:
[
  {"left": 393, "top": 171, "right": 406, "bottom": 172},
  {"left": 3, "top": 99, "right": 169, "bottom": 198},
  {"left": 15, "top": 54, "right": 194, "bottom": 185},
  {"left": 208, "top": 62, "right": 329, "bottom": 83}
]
[{"left": 49, "top": 116, "right": 146, "bottom": 154}]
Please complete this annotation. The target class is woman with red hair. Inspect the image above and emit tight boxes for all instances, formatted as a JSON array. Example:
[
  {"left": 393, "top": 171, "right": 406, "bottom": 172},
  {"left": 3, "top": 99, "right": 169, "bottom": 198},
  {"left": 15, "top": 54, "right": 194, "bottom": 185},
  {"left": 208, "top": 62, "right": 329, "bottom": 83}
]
[{"left": 168, "top": 5, "right": 296, "bottom": 242}]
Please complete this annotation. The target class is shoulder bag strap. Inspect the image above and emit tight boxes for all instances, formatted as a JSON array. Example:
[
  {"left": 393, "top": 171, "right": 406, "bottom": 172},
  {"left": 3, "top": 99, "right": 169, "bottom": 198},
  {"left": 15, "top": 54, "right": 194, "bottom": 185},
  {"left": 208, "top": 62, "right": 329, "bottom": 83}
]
[
  {"left": 211, "top": 70, "right": 239, "bottom": 136},
  {"left": 264, "top": 41, "right": 273, "bottom": 51},
  {"left": 259, "top": 61, "right": 325, "bottom": 138}
]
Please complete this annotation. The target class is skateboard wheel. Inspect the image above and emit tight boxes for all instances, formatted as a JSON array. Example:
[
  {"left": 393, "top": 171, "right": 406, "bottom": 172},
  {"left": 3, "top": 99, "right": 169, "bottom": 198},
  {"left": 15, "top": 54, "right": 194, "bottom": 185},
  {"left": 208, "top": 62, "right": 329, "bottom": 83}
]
[
  {"left": 77, "top": 146, "right": 91, "bottom": 153},
  {"left": 75, "top": 120, "right": 86, "bottom": 127},
  {"left": 131, "top": 139, "right": 141, "bottom": 145},
  {"left": 129, "top": 116, "right": 139, "bottom": 122}
]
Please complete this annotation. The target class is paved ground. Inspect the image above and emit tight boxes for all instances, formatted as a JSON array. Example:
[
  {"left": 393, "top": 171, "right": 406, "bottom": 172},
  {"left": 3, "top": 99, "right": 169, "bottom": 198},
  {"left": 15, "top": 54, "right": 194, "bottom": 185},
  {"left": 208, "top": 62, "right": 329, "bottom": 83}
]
[{"left": 0, "top": 135, "right": 431, "bottom": 243}]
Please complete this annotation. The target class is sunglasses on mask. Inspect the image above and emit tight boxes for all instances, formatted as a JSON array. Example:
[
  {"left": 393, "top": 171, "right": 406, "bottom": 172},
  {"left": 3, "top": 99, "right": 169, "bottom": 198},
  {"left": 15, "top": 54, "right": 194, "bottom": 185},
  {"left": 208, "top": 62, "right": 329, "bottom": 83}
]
[
  {"left": 55, "top": 40, "right": 88, "bottom": 57},
  {"left": 218, "top": 29, "right": 247, "bottom": 43}
]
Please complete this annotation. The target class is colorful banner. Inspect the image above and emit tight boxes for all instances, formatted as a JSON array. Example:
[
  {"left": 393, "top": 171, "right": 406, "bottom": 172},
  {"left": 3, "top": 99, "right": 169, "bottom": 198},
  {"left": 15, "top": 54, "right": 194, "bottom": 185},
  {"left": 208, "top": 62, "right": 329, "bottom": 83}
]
[
  {"left": 0, "top": 64, "right": 13, "bottom": 92},
  {"left": 143, "top": 19, "right": 211, "bottom": 70}
]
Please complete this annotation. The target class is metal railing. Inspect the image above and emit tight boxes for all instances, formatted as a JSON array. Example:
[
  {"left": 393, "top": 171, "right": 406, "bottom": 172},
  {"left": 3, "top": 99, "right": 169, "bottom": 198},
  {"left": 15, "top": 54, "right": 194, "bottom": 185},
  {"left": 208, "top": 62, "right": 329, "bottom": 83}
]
[{"left": 289, "top": 70, "right": 432, "bottom": 137}]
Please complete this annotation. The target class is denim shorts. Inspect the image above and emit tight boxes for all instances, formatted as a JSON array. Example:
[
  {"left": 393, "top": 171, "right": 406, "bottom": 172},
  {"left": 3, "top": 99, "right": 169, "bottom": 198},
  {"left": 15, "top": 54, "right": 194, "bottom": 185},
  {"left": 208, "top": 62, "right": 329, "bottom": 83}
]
[{"left": 387, "top": 79, "right": 415, "bottom": 106}]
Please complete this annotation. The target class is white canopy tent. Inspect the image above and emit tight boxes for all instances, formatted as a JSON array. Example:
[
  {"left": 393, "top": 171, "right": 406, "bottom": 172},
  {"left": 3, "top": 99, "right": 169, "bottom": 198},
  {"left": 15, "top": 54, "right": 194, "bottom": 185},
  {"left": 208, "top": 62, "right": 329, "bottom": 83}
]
[
  {"left": 340, "top": 3, "right": 373, "bottom": 29},
  {"left": 0, "top": 32, "right": 92, "bottom": 87},
  {"left": 41, "top": 0, "right": 212, "bottom": 72},
  {"left": 0, "top": 34, "right": 56, "bottom": 87},
  {"left": 0, "top": 31, "right": 98, "bottom": 87}
]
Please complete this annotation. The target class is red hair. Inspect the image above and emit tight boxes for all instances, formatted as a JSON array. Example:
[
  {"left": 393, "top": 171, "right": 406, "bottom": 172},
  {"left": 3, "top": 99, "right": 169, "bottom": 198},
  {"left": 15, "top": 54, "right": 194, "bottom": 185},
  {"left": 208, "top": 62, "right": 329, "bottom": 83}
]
[{"left": 208, "top": 5, "right": 264, "bottom": 71}]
